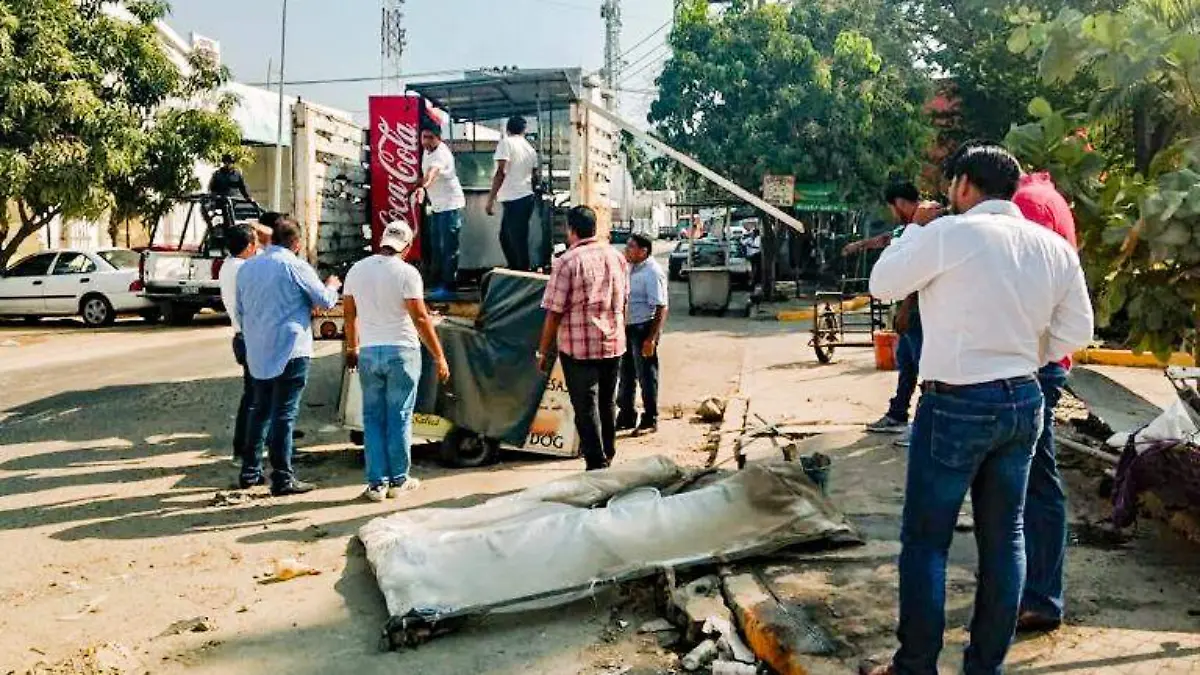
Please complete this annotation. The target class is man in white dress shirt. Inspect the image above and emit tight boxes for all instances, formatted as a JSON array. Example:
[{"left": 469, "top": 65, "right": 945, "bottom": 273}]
[
  {"left": 861, "top": 145, "right": 1094, "bottom": 675},
  {"left": 218, "top": 223, "right": 259, "bottom": 462}
]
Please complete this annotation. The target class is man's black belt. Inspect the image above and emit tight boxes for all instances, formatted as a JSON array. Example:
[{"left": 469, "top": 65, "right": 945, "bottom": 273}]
[{"left": 921, "top": 374, "right": 1036, "bottom": 395}]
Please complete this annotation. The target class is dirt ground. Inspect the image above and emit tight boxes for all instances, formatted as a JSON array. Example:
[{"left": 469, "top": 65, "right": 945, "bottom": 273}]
[{"left": 2, "top": 270, "right": 1199, "bottom": 674}]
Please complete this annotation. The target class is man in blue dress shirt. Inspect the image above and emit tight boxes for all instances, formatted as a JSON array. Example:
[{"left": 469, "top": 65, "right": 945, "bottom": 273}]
[{"left": 236, "top": 218, "right": 341, "bottom": 495}]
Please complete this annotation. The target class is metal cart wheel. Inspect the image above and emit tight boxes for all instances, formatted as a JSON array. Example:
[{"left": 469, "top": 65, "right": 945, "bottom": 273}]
[
  {"left": 440, "top": 427, "right": 501, "bottom": 468},
  {"left": 812, "top": 307, "right": 840, "bottom": 364}
]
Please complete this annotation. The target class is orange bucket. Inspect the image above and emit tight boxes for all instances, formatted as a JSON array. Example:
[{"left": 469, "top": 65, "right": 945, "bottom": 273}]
[{"left": 873, "top": 331, "right": 899, "bottom": 371}]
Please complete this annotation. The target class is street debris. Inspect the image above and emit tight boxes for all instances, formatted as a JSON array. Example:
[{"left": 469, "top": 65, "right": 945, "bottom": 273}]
[
  {"left": 638, "top": 618, "right": 676, "bottom": 634},
  {"left": 711, "top": 661, "right": 758, "bottom": 675},
  {"left": 260, "top": 558, "right": 321, "bottom": 584},
  {"left": 697, "top": 397, "right": 727, "bottom": 422},
  {"left": 26, "top": 642, "right": 141, "bottom": 675},
  {"left": 703, "top": 615, "right": 755, "bottom": 663},
  {"left": 156, "top": 616, "right": 214, "bottom": 638},
  {"left": 56, "top": 595, "right": 106, "bottom": 622},
  {"left": 211, "top": 490, "right": 253, "bottom": 507},
  {"left": 669, "top": 576, "right": 732, "bottom": 644},
  {"left": 681, "top": 639, "right": 719, "bottom": 671},
  {"left": 359, "top": 456, "right": 857, "bottom": 650}
]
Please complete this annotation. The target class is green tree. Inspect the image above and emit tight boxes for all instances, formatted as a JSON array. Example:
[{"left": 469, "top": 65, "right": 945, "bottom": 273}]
[
  {"left": 648, "top": 0, "right": 933, "bottom": 206},
  {"left": 0, "top": 0, "right": 243, "bottom": 266},
  {"left": 1006, "top": 0, "right": 1200, "bottom": 358},
  {"left": 913, "top": 0, "right": 1117, "bottom": 144}
]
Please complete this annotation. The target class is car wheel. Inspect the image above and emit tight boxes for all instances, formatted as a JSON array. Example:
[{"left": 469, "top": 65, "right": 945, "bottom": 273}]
[
  {"left": 439, "top": 427, "right": 501, "bottom": 468},
  {"left": 21, "top": 316, "right": 40, "bottom": 325},
  {"left": 80, "top": 294, "right": 115, "bottom": 328}
]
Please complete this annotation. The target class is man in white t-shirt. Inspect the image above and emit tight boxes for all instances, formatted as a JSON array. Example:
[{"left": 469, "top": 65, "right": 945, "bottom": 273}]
[
  {"left": 414, "top": 123, "right": 466, "bottom": 300},
  {"left": 342, "top": 221, "right": 451, "bottom": 502},
  {"left": 218, "top": 223, "right": 259, "bottom": 462},
  {"left": 486, "top": 115, "right": 539, "bottom": 271}
]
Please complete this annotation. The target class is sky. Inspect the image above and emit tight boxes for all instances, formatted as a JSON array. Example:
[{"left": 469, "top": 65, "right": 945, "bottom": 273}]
[{"left": 166, "top": 0, "right": 676, "bottom": 124}]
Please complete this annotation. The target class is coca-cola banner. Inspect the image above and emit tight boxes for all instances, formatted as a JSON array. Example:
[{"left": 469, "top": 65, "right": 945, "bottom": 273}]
[{"left": 369, "top": 95, "right": 423, "bottom": 262}]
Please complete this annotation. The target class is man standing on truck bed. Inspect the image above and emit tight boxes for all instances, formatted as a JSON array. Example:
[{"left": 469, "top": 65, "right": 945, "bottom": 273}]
[
  {"left": 487, "top": 115, "right": 539, "bottom": 272},
  {"left": 236, "top": 218, "right": 341, "bottom": 496},
  {"left": 209, "top": 154, "right": 253, "bottom": 203},
  {"left": 414, "top": 123, "right": 466, "bottom": 301}
]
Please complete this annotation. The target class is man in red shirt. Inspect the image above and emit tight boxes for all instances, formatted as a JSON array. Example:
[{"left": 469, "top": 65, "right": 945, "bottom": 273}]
[
  {"left": 1011, "top": 170, "right": 1079, "bottom": 634},
  {"left": 538, "top": 206, "right": 631, "bottom": 470}
]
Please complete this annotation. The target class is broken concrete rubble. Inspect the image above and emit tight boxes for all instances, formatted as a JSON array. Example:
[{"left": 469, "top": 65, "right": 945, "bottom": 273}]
[
  {"left": 668, "top": 575, "right": 732, "bottom": 644},
  {"left": 721, "top": 570, "right": 837, "bottom": 675}
]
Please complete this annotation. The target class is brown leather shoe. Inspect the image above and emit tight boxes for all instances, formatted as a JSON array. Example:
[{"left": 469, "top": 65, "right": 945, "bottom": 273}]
[{"left": 1016, "top": 611, "right": 1062, "bottom": 634}]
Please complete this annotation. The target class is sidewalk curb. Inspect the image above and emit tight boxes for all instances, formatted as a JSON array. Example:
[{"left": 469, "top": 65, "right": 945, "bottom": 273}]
[
  {"left": 775, "top": 296, "right": 871, "bottom": 323},
  {"left": 1073, "top": 348, "right": 1195, "bottom": 368}
]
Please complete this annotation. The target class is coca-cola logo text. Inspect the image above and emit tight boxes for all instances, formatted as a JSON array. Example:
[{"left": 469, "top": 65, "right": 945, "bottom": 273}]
[{"left": 374, "top": 112, "right": 421, "bottom": 229}]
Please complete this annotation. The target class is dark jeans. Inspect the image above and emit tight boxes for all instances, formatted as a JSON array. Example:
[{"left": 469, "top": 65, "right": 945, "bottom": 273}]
[
  {"left": 887, "top": 321, "right": 924, "bottom": 423},
  {"left": 241, "top": 357, "right": 311, "bottom": 489},
  {"left": 560, "top": 353, "right": 621, "bottom": 470},
  {"left": 895, "top": 376, "right": 1043, "bottom": 675},
  {"left": 499, "top": 195, "right": 535, "bottom": 271},
  {"left": 428, "top": 208, "right": 462, "bottom": 288},
  {"left": 1022, "top": 362, "right": 1070, "bottom": 620},
  {"left": 232, "top": 334, "right": 254, "bottom": 461},
  {"left": 618, "top": 322, "right": 659, "bottom": 424}
]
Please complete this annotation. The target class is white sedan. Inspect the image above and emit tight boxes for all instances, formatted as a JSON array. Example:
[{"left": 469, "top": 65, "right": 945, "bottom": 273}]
[{"left": 0, "top": 249, "right": 158, "bottom": 327}]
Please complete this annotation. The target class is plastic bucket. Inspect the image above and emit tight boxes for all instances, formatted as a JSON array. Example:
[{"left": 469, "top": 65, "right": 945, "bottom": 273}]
[{"left": 873, "top": 331, "right": 899, "bottom": 371}]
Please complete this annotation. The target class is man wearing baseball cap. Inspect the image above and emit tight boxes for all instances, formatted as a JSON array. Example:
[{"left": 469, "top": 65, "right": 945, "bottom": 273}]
[{"left": 343, "top": 221, "right": 451, "bottom": 502}]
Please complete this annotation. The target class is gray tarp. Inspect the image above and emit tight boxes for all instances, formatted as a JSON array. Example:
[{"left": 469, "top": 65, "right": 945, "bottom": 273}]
[
  {"left": 359, "top": 456, "right": 858, "bottom": 623},
  {"left": 414, "top": 270, "right": 551, "bottom": 446}
]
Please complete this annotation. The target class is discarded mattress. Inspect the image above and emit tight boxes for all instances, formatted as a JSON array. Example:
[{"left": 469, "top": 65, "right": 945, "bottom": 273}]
[{"left": 358, "top": 455, "right": 858, "bottom": 628}]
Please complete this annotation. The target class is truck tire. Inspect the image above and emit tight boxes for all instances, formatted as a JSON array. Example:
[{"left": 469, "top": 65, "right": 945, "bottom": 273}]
[
  {"left": 439, "top": 428, "right": 501, "bottom": 468},
  {"left": 162, "top": 302, "right": 196, "bottom": 326},
  {"left": 80, "top": 294, "right": 116, "bottom": 328},
  {"left": 140, "top": 308, "right": 162, "bottom": 324}
]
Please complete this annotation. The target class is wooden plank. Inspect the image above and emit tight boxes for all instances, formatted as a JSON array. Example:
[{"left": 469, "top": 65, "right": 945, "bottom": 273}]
[{"left": 314, "top": 133, "right": 364, "bottom": 164}]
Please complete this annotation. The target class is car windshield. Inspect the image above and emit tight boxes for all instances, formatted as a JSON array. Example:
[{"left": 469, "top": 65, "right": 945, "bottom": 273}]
[{"left": 98, "top": 249, "right": 139, "bottom": 269}]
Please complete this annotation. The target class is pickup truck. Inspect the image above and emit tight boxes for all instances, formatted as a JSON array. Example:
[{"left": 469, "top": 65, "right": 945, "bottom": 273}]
[{"left": 139, "top": 194, "right": 261, "bottom": 325}]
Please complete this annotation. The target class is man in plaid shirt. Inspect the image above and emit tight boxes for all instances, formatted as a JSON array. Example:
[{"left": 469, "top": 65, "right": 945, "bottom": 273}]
[{"left": 537, "top": 206, "right": 630, "bottom": 470}]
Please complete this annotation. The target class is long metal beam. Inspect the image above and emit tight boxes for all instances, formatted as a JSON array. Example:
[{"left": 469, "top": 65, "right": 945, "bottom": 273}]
[{"left": 580, "top": 100, "right": 807, "bottom": 234}]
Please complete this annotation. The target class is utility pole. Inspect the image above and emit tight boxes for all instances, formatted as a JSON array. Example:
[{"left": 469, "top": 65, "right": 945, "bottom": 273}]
[
  {"left": 600, "top": 0, "right": 622, "bottom": 110},
  {"left": 381, "top": 0, "right": 407, "bottom": 94},
  {"left": 273, "top": 0, "right": 288, "bottom": 212}
]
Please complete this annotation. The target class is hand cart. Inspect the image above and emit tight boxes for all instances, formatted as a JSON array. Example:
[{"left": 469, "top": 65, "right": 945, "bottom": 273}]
[{"left": 809, "top": 277, "right": 888, "bottom": 364}]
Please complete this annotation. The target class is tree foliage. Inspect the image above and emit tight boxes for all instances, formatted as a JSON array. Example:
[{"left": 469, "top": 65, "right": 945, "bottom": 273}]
[
  {"left": 913, "top": 0, "right": 1117, "bottom": 144},
  {"left": 1006, "top": 0, "right": 1200, "bottom": 358},
  {"left": 0, "top": 0, "right": 243, "bottom": 265},
  {"left": 647, "top": 0, "right": 933, "bottom": 205}
]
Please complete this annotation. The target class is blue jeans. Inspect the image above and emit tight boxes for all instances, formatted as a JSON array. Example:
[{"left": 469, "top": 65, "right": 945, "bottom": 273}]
[
  {"left": 1022, "top": 362, "right": 1069, "bottom": 620},
  {"left": 618, "top": 322, "right": 660, "bottom": 424},
  {"left": 887, "top": 322, "right": 924, "bottom": 423},
  {"left": 895, "top": 376, "right": 1043, "bottom": 675},
  {"left": 232, "top": 334, "right": 254, "bottom": 461},
  {"left": 359, "top": 345, "right": 422, "bottom": 488},
  {"left": 428, "top": 208, "right": 462, "bottom": 289},
  {"left": 242, "top": 357, "right": 310, "bottom": 488}
]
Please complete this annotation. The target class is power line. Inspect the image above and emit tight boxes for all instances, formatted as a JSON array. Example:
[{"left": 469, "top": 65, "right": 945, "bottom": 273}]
[
  {"left": 619, "top": 45, "right": 669, "bottom": 84},
  {"left": 621, "top": 42, "right": 668, "bottom": 75},
  {"left": 620, "top": 19, "right": 670, "bottom": 62}
]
